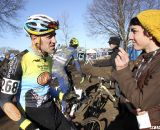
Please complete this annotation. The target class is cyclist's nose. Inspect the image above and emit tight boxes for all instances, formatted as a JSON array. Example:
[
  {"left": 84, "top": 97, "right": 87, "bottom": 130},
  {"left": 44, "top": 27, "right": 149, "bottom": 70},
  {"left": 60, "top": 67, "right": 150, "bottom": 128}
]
[{"left": 51, "top": 36, "right": 57, "bottom": 44}]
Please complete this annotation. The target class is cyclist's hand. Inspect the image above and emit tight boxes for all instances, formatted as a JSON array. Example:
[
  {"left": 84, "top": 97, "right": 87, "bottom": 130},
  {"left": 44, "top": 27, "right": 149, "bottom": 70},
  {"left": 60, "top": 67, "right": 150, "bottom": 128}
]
[
  {"left": 63, "top": 91, "right": 79, "bottom": 102},
  {"left": 37, "top": 72, "right": 51, "bottom": 86},
  {"left": 20, "top": 119, "right": 40, "bottom": 130}
]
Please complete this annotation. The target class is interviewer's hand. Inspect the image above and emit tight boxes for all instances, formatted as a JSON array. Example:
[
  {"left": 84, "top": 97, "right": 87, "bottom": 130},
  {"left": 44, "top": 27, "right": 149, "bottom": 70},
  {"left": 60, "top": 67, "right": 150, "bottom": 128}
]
[{"left": 115, "top": 47, "right": 129, "bottom": 71}]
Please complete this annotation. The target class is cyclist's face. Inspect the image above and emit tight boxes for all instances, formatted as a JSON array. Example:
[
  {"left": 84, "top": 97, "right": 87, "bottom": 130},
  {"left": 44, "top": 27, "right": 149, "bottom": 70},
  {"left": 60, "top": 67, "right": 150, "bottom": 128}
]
[{"left": 40, "top": 32, "right": 57, "bottom": 54}]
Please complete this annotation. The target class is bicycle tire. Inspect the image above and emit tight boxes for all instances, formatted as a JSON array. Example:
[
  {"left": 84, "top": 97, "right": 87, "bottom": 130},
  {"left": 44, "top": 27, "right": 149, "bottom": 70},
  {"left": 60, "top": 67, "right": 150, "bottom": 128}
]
[{"left": 80, "top": 117, "right": 103, "bottom": 130}]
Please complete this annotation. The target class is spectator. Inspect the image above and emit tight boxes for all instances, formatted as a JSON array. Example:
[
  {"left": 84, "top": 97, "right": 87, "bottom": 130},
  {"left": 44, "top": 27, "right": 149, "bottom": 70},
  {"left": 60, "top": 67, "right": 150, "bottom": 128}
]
[{"left": 93, "top": 36, "right": 120, "bottom": 69}]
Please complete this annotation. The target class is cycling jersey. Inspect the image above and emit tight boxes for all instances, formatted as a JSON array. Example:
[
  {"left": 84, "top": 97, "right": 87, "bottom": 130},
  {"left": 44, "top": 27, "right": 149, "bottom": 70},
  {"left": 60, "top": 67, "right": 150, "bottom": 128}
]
[
  {"left": 0, "top": 48, "right": 52, "bottom": 110},
  {"left": 0, "top": 48, "right": 77, "bottom": 130},
  {"left": 52, "top": 46, "right": 81, "bottom": 74}
]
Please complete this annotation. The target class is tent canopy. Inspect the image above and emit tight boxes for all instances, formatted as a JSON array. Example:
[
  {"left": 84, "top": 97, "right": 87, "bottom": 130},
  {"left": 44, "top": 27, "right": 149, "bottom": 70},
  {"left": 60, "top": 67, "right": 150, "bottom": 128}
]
[{"left": 86, "top": 49, "right": 96, "bottom": 54}]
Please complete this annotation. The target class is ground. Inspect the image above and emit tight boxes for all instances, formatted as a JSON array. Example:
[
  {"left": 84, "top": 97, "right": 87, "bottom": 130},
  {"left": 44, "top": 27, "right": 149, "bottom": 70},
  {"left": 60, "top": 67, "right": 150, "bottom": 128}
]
[{"left": 0, "top": 59, "right": 119, "bottom": 130}]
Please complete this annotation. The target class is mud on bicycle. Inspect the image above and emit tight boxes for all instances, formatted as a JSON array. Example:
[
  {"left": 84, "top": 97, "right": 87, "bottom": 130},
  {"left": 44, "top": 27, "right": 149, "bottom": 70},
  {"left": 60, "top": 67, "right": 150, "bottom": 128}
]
[{"left": 58, "top": 74, "right": 118, "bottom": 130}]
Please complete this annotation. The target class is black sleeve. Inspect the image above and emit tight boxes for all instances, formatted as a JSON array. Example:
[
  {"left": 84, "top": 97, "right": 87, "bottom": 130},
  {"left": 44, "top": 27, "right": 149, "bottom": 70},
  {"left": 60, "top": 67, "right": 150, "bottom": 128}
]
[
  {"left": 0, "top": 50, "right": 28, "bottom": 105},
  {"left": 110, "top": 49, "right": 119, "bottom": 69}
]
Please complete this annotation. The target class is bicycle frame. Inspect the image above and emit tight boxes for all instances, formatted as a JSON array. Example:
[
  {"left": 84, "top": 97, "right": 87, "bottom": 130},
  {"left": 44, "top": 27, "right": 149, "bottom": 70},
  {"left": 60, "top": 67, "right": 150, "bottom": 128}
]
[
  {"left": 99, "top": 82, "right": 116, "bottom": 102},
  {"left": 71, "top": 76, "right": 116, "bottom": 121}
]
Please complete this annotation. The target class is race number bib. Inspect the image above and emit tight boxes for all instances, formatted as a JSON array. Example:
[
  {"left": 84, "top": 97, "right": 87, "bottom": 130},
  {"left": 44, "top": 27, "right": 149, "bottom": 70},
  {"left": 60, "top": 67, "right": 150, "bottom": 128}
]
[{"left": 1, "top": 78, "right": 20, "bottom": 95}]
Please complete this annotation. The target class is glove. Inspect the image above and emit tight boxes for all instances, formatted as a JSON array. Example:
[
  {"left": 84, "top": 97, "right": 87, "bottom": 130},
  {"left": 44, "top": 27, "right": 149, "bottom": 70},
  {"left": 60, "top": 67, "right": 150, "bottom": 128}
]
[
  {"left": 20, "top": 119, "right": 40, "bottom": 130},
  {"left": 62, "top": 91, "right": 79, "bottom": 102}
]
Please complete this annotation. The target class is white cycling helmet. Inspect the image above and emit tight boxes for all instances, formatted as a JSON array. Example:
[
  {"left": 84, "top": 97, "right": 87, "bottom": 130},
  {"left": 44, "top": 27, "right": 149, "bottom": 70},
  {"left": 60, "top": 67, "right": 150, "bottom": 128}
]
[{"left": 24, "top": 14, "right": 59, "bottom": 35}]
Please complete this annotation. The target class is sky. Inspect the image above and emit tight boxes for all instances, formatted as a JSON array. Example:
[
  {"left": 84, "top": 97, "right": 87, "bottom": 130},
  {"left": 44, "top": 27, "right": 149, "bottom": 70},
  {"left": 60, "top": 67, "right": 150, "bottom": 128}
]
[{"left": 0, "top": 0, "right": 108, "bottom": 51}]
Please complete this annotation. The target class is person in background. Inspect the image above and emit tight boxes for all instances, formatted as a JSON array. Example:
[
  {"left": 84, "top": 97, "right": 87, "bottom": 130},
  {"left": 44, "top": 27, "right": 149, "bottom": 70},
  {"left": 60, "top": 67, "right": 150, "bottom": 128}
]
[
  {"left": 51, "top": 37, "right": 85, "bottom": 115},
  {"left": 105, "top": 37, "right": 122, "bottom": 98},
  {"left": 93, "top": 36, "right": 120, "bottom": 68},
  {"left": 106, "top": 36, "right": 121, "bottom": 69},
  {"left": 0, "top": 14, "right": 77, "bottom": 130},
  {"left": 113, "top": 9, "right": 160, "bottom": 129}
]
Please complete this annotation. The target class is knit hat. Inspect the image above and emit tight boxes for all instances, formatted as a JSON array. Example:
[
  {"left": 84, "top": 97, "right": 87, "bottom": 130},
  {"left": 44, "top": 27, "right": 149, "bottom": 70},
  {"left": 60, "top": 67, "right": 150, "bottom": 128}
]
[
  {"left": 137, "top": 10, "right": 160, "bottom": 43},
  {"left": 108, "top": 36, "right": 120, "bottom": 46}
]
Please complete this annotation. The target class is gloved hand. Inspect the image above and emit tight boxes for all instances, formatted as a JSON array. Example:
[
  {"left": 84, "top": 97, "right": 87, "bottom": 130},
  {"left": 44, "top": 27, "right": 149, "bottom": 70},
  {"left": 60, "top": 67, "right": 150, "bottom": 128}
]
[
  {"left": 62, "top": 91, "right": 79, "bottom": 102},
  {"left": 20, "top": 119, "right": 40, "bottom": 130}
]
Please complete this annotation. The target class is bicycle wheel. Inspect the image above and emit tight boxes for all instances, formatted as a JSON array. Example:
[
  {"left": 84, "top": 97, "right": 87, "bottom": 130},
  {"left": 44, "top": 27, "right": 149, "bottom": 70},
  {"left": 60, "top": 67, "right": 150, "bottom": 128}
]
[{"left": 80, "top": 117, "right": 102, "bottom": 130}]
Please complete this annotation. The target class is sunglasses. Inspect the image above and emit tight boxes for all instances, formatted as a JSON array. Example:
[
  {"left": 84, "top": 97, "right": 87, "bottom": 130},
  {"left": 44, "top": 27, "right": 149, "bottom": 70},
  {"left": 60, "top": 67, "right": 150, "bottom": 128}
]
[{"left": 48, "top": 21, "right": 59, "bottom": 30}]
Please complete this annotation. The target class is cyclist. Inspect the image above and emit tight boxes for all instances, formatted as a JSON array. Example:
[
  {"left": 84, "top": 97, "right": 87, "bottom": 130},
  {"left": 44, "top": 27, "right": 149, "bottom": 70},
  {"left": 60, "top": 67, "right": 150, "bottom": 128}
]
[
  {"left": 0, "top": 14, "right": 77, "bottom": 130},
  {"left": 51, "top": 37, "right": 85, "bottom": 114}
]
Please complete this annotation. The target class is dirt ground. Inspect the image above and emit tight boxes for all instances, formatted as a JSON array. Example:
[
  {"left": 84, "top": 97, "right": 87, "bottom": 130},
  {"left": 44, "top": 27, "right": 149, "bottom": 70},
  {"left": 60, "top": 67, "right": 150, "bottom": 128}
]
[{"left": 0, "top": 59, "right": 119, "bottom": 130}]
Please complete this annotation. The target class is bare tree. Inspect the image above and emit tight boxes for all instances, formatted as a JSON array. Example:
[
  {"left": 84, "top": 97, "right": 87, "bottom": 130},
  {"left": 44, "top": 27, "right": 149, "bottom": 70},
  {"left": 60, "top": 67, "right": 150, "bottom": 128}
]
[
  {"left": 0, "top": 0, "right": 26, "bottom": 35},
  {"left": 85, "top": 0, "right": 160, "bottom": 49},
  {"left": 59, "top": 12, "right": 72, "bottom": 46}
]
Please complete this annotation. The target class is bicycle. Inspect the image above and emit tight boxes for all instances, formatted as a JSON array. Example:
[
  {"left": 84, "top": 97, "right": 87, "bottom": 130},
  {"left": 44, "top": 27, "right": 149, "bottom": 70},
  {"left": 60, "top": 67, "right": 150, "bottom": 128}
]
[
  {"left": 65, "top": 87, "right": 103, "bottom": 130},
  {"left": 63, "top": 75, "right": 118, "bottom": 130}
]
